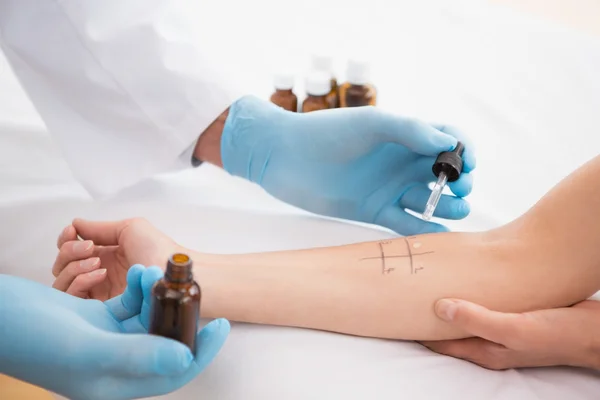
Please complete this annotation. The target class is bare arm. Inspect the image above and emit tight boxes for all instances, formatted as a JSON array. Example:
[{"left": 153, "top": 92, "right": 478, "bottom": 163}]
[
  {"left": 190, "top": 155, "right": 600, "bottom": 340},
  {"left": 53, "top": 156, "right": 600, "bottom": 341}
]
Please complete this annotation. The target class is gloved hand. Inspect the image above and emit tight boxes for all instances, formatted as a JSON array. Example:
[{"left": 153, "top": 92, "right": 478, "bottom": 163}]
[
  {"left": 221, "top": 96, "right": 476, "bottom": 234},
  {"left": 0, "top": 266, "right": 230, "bottom": 400}
]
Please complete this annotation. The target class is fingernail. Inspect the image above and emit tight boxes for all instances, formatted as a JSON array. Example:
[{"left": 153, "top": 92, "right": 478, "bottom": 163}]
[
  {"left": 73, "top": 240, "right": 93, "bottom": 253},
  {"left": 62, "top": 225, "right": 72, "bottom": 236},
  {"left": 80, "top": 257, "right": 100, "bottom": 271},
  {"left": 90, "top": 268, "right": 106, "bottom": 277},
  {"left": 436, "top": 299, "right": 458, "bottom": 321}
]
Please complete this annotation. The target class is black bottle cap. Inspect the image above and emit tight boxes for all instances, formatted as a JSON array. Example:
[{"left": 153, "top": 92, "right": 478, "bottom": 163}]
[{"left": 432, "top": 141, "right": 465, "bottom": 182}]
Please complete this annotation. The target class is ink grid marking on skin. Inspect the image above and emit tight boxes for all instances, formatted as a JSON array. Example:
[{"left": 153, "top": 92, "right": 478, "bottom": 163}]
[
  {"left": 378, "top": 241, "right": 394, "bottom": 274},
  {"left": 403, "top": 238, "right": 414, "bottom": 274},
  {"left": 361, "top": 239, "right": 434, "bottom": 275}
]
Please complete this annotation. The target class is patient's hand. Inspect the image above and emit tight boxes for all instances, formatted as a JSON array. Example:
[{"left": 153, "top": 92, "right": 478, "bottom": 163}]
[
  {"left": 421, "top": 299, "right": 600, "bottom": 370},
  {"left": 52, "top": 218, "right": 180, "bottom": 300}
]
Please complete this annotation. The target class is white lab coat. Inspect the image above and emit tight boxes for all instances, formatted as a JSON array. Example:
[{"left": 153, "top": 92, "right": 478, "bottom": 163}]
[{"left": 0, "top": 0, "right": 244, "bottom": 198}]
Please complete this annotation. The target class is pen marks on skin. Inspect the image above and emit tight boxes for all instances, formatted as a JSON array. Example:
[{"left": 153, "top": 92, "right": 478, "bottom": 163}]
[
  {"left": 403, "top": 238, "right": 414, "bottom": 275},
  {"left": 378, "top": 242, "right": 394, "bottom": 275},
  {"left": 361, "top": 239, "right": 433, "bottom": 275}
]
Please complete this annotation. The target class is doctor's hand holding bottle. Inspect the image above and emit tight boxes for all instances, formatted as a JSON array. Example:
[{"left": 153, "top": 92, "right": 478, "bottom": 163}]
[{"left": 0, "top": 265, "right": 230, "bottom": 400}]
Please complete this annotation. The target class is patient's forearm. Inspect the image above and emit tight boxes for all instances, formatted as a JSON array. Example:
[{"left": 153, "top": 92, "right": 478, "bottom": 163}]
[
  {"left": 189, "top": 155, "right": 600, "bottom": 341},
  {"left": 191, "top": 229, "right": 598, "bottom": 341}
]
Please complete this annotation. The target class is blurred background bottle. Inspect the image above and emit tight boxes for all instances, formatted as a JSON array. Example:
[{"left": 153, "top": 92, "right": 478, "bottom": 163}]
[
  {"left": 270, "top": 72, "right": 298, "bottom": 112},
  {"left": 339, "top": 59, "right": 377, "bottom": 107},
  {"left": 302, "top": 71, "right": 331, "bottom": 113},
  {"left": 310, "top": 54, "right": 339, "bottom": 108}
]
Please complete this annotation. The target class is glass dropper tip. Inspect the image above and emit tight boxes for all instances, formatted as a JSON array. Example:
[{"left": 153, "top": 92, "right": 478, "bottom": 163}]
[
  {"left": 422, "top": 204, "right": 435, "bottom": 221},
  {"left": 422, "top": 172, "right": 448, "bottom": 221}
]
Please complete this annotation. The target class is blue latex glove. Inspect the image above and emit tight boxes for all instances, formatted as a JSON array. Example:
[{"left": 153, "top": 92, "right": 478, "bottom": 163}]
[
  {"left": 221, "top": 96, "right": 476, "bottom": 234},
  {"left": 0, "top": 266, "right": 229, "bottom": 400}
]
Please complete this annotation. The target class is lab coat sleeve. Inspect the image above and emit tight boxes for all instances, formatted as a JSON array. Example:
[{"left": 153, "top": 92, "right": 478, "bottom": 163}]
[{"left": 0, "top": 0, "right": 244, "bottom": 198}]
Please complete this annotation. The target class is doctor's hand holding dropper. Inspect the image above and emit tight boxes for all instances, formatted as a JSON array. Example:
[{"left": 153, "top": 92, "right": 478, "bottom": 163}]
[{"left": 0, "top": 1, "right": 475, "bottom": 236}]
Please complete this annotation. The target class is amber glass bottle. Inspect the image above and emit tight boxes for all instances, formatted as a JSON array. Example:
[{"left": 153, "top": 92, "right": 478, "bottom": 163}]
[
  {"left": 311, "top": 54, "right": 339, "bottom": 108},
  {"left": 149, "top": 253, "right": 201, "bottom": 355},
  {"left": 270, "top": 73, "right": 298, "bottom": 112},
  {"left": 301, "top": 72, "right": 331, "bottom": 113},
  {"left": 339, "top": 59, "right": 377, "bottom": 107}
]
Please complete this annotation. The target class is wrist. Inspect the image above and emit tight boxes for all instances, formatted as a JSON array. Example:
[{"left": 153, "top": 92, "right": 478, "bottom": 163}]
[
  {"left": 186, "top": 249, "right": 230, "bottom": 320},
  {"left": 193, "top": 108, "right": 229, "bottom": 167}
]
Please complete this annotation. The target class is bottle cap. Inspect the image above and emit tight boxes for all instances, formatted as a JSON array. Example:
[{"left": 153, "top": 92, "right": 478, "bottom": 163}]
[
  {"left": 306, "top": 71, "right": 331, "bottom": 96},
  {"left": 273, "top": 72, "right": 295, "bottom": 90},
  {"left": 311, "top": 54, "right": 334, "bottom": 75},
  {"left": 346, "top": 58, "right": 371, "bottom": 85},
  {"left": 432, "top": 142, "right": 465, "bottom": 182}
]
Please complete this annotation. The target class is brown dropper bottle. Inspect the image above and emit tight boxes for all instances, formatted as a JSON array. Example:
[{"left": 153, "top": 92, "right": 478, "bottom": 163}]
[
  {"left": 149, "top": 253, "right": 201, "bottom": 355},
  {"left": 301, "top": 71, "right": 331, "bottom": 113},
  {"left": 311, "top": 54, "right": 339, "bottom": 108},
  {"left": 270, "top": 73, "right": 298, "bottom": 112},
  {"left": 339, "top": 59, "right": 377, "bottom": 108}
]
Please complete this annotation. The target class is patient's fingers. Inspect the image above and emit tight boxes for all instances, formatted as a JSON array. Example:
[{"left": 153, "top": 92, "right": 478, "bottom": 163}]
[
  {"left": 53, "top": 257, "right": 101, "bottom": 292},
  {"left": 434, "top": 299, "right": 529, "bottom": 347},
  {"left": 420, "top": 337, "right": 508, "bottom": 370},
  {"left": 52, "top": 240, "right": 94, "bottom": 277},
  {"left": 66, "top": 269, "right": 107, "bottom": 298},
  {"left": 57, "top": 224, "right": 78, "bottom": 249},
  {"left": 73, "top": 218, "right": 130, "bottom": 246}
]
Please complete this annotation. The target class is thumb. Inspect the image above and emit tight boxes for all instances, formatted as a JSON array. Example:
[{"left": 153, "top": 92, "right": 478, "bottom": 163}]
[
  {"left": 72, "top": 218, "right": 130, "bottom": 246},
  {"left": 106, "top": 333, "right": 194, "bottom": 378},
  {"left": 434, "top": 299, "right": 528, "bottom": 345},
  {"left": 164, "top": 318, "right": 232, "bottom": 389},
  {"left": 104, "top": 264, "right": 145, "bottom": 321},
  {"left": 190, "top": 318, "right": 231, "bottom": 373}
]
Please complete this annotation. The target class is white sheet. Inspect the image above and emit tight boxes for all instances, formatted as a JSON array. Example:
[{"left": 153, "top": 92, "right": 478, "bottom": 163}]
[{"left": 1, "top": 0, "right": 600, "bottom": 399}]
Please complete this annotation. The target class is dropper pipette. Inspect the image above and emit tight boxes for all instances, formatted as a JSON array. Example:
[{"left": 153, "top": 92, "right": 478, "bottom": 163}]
[{"left": 422, "top": 142, "right": 465, "bottom": 221}]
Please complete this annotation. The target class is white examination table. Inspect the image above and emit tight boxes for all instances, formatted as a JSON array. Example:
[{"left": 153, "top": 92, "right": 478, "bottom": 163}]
[{"left": 1, "top": 0, "right": 600, "bottom": 399}]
